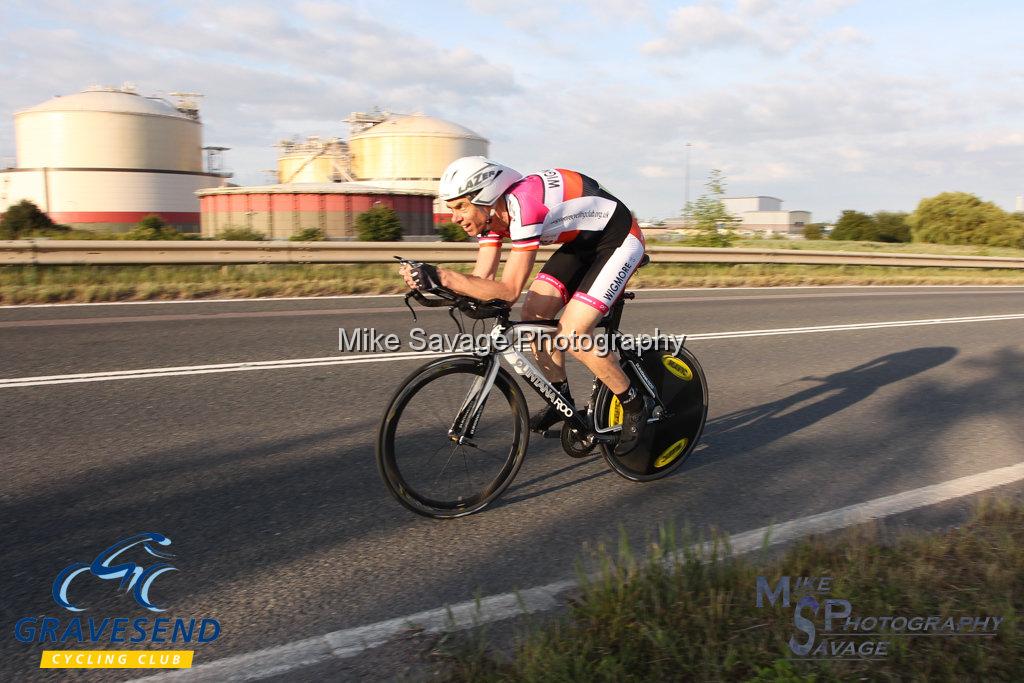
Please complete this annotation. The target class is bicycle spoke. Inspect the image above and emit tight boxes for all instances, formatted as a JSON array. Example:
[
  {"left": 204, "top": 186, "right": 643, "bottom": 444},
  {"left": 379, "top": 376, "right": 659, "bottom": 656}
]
[{"left": 434, "top": 443, "right": 460, "bottom": 487}]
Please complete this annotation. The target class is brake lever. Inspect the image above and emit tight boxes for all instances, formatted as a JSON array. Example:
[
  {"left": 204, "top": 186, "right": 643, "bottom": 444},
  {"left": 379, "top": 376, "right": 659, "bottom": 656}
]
[
  {"left": 403, "top": 290, "right": 419, "bottom": 322},
  {"left": 448, "top": 305, "right": 464, "bottom": 334}
]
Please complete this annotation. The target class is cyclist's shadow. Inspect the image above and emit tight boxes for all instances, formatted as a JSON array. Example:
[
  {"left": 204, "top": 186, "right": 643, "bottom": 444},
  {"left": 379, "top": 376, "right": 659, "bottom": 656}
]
[{"left": 701, "top": 346, "right": 958, "bottom": 456}]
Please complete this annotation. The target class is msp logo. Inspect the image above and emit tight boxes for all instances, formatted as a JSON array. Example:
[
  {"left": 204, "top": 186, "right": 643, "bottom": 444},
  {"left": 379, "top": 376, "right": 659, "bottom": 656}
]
[
  {"left": 53, "top": 532, "right": 177, "bottom": 613},
  {"left": 14, "top": 532, "right": 221, "bottom": 670}
]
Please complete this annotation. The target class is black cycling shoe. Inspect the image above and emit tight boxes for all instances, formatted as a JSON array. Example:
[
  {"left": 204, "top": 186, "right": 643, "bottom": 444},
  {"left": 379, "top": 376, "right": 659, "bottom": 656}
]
[
  {"left": 529, "top": 381, "right": 572, "bottom": 434},
  {"left": 614, "top": 393, "right": 651, "bottom": 456},
  {"left": 529, "top": 404, "right": 567, "bottom": 434}
]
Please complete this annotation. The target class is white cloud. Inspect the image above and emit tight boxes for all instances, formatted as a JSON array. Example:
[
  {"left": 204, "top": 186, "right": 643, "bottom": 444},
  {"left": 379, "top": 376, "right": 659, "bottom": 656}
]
[{"left": 642, "top": 0, "right": 860, "bottom": 57}]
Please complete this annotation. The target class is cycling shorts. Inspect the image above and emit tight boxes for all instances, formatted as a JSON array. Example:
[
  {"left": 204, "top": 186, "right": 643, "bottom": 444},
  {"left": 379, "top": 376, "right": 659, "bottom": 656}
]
[{"left": 534, "top": 200, "right": 646, "bottom": 314}]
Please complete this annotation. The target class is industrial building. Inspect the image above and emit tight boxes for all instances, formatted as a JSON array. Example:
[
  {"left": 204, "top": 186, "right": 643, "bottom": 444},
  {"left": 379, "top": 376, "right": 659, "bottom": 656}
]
[
  {"left": 197, "top": 183, "right": 434, "bottom": 239},
  {"left": 0, "top": 85, "right": 229, "bottom": 232},
  {"left": 722, "top": 196, "right": 811, "bottom": 235},
  {"left": 273, "top": 111, "right": 488, "bottom": 224}
]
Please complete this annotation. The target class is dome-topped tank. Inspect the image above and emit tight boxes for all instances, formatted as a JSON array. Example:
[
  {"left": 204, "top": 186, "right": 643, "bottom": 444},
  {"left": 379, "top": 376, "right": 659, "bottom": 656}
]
[
  {"left": 14, "top": 86, "right": 202, "bottom": 172},
  {"left": 348, "top": 113, "right": 487, "bottom": 182}
]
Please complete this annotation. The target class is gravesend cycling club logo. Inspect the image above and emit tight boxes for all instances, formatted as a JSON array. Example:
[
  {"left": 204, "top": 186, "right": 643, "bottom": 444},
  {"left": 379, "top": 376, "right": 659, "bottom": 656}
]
[
  {"left": 13, "top": 532, "right": 221, "bottom": 670},
  {"left": 53, "top": 532, "right": 177, "bottom": 612}
]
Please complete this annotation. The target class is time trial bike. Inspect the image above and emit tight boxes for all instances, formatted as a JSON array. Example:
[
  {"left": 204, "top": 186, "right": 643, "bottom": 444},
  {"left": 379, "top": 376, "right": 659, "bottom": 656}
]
[{"left": 377, "top": 256, "right": 708, "bottom": 519}]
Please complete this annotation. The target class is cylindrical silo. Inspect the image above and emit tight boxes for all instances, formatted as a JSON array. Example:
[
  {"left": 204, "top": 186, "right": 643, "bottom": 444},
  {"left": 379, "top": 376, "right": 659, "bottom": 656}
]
[
  {"left": 348, "top": 114, "right": 487, "bottom": 221},
  {"left": 0, "top": 86, "right": 226, "bottom": 232}
]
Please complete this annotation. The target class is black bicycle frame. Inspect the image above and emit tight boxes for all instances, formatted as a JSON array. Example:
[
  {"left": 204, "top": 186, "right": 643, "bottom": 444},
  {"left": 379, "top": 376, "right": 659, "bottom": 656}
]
[{"left": 447, "top": 293, "right": 663, "bottom": 442}]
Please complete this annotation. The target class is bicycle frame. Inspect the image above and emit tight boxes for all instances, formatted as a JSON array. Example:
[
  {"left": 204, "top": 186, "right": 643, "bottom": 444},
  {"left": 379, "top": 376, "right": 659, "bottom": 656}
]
[{"left": 446, "top": 295, "right": 665, "bottom": 443}]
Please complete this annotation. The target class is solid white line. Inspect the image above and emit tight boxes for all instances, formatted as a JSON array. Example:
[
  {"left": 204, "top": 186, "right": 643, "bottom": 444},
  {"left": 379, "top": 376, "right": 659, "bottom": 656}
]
[
  {"left": 3, "top": 312, "right": 1023, "bottom": 389},
  {"left": 132, "top": 461, "right": 1024, "bottom": 682},
  {"left": 3, "top": 284, "right": 1022, "bottom": 309}
]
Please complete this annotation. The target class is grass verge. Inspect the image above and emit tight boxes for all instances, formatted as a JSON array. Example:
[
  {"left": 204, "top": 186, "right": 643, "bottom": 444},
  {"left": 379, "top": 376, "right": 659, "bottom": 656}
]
[
  {"left": 2, "top": 262, "right": 1024, "bottom": 304},
  {"left": 443, "top": 498, "right": 1023, "bottom": 681}
]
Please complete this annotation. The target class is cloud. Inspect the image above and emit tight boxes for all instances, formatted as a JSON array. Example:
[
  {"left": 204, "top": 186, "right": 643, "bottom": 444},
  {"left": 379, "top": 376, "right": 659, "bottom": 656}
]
[{"left": 642, "top": 0, "right": 859, "bottom": 57}]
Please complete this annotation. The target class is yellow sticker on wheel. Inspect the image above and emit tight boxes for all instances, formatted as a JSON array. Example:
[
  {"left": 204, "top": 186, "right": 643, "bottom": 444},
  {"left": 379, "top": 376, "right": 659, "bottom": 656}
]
[
  {"left": 608, "top": 396, "right": 623, "bottom": 426},
  {"left": 654, "top": 438, "right": 689, "bottom": 468},
  {"left": 662, "top": 355, "right": 693, "bottom": 381}
]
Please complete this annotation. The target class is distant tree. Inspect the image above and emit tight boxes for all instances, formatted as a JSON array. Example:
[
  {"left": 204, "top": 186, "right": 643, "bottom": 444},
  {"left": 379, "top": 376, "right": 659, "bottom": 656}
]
[
  {"left": 437, "top": 221, "right": 469, "bottom": 242},
  {"left": 683, "top": 169, "right": 739, "bottom": 247},
  {"left": 830, "top": 210, "right": 878, "bottom": 241},
  {"left": 215, "top": 226, "right": 266, "bottom": 241},
  {"left": 908, "top": 192, "right": 1022, "bottom": 247},
  {"left": 802, "top": 223, "right": 826, "bottom": 240},
  {"left": 289, "top": 227, "right": 326, "bottom": 241},
  {"left": 0, "top": 199, "right": 60, "bottom": 238},
  {"left": 356, "top": 205, "right": 402, "bottom": 242},
  {"left": 873, "top": 211, "right": 911, "bottom": 243},
  {"left": 124, "top": 214, "right": 183, "bottom": 240}
]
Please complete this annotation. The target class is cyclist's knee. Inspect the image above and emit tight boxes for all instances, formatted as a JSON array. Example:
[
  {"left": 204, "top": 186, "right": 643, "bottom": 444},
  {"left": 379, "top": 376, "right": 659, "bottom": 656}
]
[{"left": 522, "top": 289, "right": 562, "bottom": 320}]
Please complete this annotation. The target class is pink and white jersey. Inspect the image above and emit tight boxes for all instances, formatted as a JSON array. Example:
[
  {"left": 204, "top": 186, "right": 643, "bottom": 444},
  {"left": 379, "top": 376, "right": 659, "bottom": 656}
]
[{"left": 477, "top": 168, "right": 619, "bottom": 252}]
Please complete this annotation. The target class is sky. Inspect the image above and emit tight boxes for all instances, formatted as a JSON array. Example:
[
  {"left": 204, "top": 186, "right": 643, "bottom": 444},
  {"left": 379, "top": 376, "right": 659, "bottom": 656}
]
[{"left": 2, "top": 0, "right": 1023, "bottom": 222}]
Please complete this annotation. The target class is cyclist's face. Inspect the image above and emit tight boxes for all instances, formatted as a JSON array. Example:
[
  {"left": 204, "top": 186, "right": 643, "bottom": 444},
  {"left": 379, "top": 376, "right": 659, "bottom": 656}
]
[{"left": 446, "top": 197, "right": 489, "bottom": 236}]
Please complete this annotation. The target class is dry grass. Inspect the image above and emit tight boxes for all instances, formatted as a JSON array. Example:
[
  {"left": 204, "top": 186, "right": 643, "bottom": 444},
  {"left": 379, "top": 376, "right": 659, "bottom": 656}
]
[
  {"left": 1, "top": 262, "right": 1022, "bottom": 305},
  {"left": 442, "top": 497, "right": 1024, "bottom": 681}
]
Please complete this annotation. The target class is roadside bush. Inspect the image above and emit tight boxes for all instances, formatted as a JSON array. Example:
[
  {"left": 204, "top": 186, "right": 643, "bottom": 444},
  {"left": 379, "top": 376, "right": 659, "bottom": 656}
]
[
  {"left": 356, "top": 205, "right": 402, "bottom": 241},
  {"left": 909, "top": 192, "right": 1023, "bottom": 247},
  {"left": 802, "top": 223, "right": 826, "bottom": 240},
  {"left": 123, "top": 214, "right": 185, "bottom": 240},
  {"left": 0, "top": 199, "right": 64, "bottom": 238},
  {"left": 289, "top": 227, "right": 326, "bottom": 241},
  {"left": 830, "top": 210, "right": 878, "bottom": 241},
  {"left": 215, "top": 227, "right": 266, "bottom": 241},
  {"left": 437, "top": 221, "right": 469, "bottom": 242},
  {"left": 874, "top": 211, "right": 912, "bottom": 243}
]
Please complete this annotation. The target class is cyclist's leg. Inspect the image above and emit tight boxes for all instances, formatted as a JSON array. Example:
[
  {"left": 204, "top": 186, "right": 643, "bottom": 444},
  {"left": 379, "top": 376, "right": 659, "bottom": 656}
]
[
  {"left": 524, "top": 245, "right": 588, "bottom": 382},
  {"left": 562, "top": 213, "right": 647, "bottom": 453}
]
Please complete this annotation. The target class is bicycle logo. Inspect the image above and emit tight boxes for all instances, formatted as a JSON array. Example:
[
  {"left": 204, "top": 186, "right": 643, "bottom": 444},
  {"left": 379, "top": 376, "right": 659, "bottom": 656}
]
[{"left": 52, "top": 533, "right": 178, "bottom": 613}]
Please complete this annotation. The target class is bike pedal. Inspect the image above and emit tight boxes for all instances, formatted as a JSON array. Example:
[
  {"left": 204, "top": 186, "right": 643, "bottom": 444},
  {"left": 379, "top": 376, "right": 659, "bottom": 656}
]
[{"left": 541, "top": 428, "right": 560, "bottom": 439}]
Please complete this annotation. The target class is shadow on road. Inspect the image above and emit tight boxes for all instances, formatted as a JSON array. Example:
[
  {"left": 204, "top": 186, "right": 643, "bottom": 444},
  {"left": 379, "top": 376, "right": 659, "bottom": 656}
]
[{"left": 697, "top": 347, "right": 959, "bottom": 461}]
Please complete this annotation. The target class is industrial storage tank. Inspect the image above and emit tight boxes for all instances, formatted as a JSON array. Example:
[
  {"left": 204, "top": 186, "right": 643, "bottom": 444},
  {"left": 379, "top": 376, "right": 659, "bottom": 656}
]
[
  {"left": 0, "top": 85, "right": 227, "bottom": 232},
  {"left": 197, "top": 183, "right": 435, "bottom": 239},
  {"left": 277, "top": 137, "right": 351, "bottom": 184},
  {"left": 347, "top": 113, "right": 487, "bottom": 221}
]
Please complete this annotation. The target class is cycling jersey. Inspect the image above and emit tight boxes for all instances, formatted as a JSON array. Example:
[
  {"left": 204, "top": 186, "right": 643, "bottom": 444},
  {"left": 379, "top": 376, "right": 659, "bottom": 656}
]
[{"left": 478, "top": 168, "right": 646, "bottom": 314}]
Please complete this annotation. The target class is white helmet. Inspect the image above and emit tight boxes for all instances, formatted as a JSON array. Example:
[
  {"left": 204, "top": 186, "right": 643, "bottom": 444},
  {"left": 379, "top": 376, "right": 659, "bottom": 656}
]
[{"left": 439, "top": 156, "right": 523, "bottom": 206}]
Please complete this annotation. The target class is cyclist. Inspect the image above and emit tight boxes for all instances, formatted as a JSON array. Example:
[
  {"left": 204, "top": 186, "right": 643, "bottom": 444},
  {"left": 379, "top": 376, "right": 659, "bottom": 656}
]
[{"left": 399, "top": 156, "right": 649, "bottom": 456}]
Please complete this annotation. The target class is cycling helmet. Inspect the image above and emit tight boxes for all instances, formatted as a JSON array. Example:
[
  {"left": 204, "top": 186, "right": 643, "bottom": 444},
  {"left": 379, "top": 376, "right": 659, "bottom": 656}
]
[{"left": 439, "top": 156, "right": 523, "bottom": 206}]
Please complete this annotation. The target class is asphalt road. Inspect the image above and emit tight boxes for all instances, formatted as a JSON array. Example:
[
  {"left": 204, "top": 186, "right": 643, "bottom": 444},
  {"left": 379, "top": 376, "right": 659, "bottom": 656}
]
[{"left": 2, "top": 286, "right": 1023, "bottom": 680}]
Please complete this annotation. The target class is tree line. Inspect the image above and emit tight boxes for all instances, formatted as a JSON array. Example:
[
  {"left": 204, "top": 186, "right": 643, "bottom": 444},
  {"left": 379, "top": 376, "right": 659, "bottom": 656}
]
[{"left": 822, "top": 192, "right": 1024, "bottom": 248}]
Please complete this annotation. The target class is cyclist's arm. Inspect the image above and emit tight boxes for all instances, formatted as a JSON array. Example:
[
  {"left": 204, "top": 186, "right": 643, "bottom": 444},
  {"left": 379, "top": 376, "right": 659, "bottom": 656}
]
[
  {"left": 471, "top": 242, "right": 501, "bottom": 279},
  {"left": 441, "top": 248, "right": 535, "bottom": 303}
]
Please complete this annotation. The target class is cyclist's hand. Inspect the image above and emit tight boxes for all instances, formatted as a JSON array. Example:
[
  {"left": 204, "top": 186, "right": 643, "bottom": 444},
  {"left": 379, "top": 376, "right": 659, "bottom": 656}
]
[{"left": 401, "top": 261, "right": 443, "bottom": 292}]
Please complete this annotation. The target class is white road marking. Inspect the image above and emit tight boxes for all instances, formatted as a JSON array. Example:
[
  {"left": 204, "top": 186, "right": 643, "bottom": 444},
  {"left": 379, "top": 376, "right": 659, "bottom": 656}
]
[
  {"left": 2, "top": 284, "right": 1022, "bottom": 309},
  {"left": 132, "top": 461, "right": 1024, "bottom": 682},
  {"left": 3, "top": 312, "right": 1023, "bottom": 388}
]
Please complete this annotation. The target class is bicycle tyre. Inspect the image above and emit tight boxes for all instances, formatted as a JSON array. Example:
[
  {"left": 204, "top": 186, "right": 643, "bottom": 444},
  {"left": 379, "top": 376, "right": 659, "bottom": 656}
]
[
  {"left": 592, "top": 347, "right": 708, "bottom": 482},
  {"left": 377, "top": 356, "right": 530, "bottom": 518}
]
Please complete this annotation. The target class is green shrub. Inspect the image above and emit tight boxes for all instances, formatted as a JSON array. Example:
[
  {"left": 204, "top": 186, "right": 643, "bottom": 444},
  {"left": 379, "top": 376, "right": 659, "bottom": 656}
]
[
  {"left": 215, "top": 227, "right": 266, "bottom": 241},
  {"left": 802, "top": 223, "right": 826, "bottom": 240},
  {"left": 289, "top": 227, "right": 326, "bottom": 242},
  {"left": 355, "top": 205, "right": 402, "bottom": 241},
  {"left": 830, "top": 210, "right": 878, "bottom": 240},
  {"left": 0, "top": 199, "right": 62, "bottom": 239},
  {"left": 686, "top": 230, "right": 735, "bottom": 247},
  {"left": 909, "top": 192, "right": 1022, "bottom": 247},
  {"left": 437, "top": 221, "right": 469, "bottom": 242},
  {"left": 123, "top": 214, "right": 185, "bottom": 240},
  {"left": 874, "top": 211, "right": 912, "bottom": 243}
]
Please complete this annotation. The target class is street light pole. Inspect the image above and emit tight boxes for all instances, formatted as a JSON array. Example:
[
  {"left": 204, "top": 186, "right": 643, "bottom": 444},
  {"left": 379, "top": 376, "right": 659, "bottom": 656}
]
[{"left": 683, "top": 142, "right": 692, "bottom": 228}]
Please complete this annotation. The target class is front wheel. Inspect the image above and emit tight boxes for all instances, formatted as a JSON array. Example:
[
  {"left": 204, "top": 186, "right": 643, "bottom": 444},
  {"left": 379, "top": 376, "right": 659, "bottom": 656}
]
[
  {"left": 377, "top": 356, "right": 530, "bottom": 518},
  {"left": 591, "top": 347, "right": 708, "bottom": 481}
]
